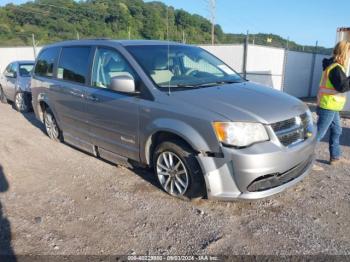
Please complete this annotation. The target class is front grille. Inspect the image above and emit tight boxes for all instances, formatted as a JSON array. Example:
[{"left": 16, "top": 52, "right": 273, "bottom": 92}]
[
  {"left": 247, "top": 156, "right": 313, "bottom": 192},
  {"left": 271, "top": 117, "right": 296, "bottom": 132},
  {"left": 271, "top": 113, "right": 310, "bottom": 147}
]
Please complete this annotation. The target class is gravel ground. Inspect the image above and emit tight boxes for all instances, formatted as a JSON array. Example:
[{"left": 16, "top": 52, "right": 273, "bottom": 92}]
[{"left": 0, "top": 102, "right": 349, "bottom": 256}]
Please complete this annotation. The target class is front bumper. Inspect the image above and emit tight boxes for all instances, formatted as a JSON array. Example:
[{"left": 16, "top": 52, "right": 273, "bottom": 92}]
[{"left": 197, "top": 127, "right": 317, "bottom": 200}]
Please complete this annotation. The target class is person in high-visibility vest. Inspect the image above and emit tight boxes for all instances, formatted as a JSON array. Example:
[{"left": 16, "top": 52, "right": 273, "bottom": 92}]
[{"left": 316, "top": 40, "right": 350, "bottom": 165}]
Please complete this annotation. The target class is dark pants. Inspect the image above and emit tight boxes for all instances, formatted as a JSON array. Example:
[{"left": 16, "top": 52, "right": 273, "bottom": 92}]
[{"left": 316, "top": 107, "right": 342, "bottom": 159}]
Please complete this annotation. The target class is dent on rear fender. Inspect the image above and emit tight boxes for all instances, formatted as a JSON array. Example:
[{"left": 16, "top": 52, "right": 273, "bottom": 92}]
[{"left": 142, "top": 118, "right": 214, "bottom": 165}]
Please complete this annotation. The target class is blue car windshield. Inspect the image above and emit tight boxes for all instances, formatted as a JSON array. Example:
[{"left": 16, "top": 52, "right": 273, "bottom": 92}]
[
  {"left": 19, "top": 64, "right": 34, "bottom": 77},
  {"left": 126, "top": 45, "right": 243, "bottom": 90}
]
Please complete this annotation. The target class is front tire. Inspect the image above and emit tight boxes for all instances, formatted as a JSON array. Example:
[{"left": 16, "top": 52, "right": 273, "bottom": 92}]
[
  {"left": 44, "top": 108, "right": 62, "bottom": 142},
  {"left": 0, "top": 86, "right": 8, "bottom": 104},
  {"left": 14, "top": 92, "right": 31, "bottom": 112},
  {"left": 153, "top": 140, "right": 206, "bottom": 200}
]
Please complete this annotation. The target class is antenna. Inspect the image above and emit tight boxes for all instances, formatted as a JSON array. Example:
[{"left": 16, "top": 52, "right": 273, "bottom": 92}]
[{"left": 166, "top": 6, "right": 171, "bottom": 95}]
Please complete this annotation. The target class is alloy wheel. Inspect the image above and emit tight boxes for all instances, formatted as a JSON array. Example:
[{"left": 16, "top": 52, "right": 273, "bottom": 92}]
[
  {"left": 0, "top": 87, "right": 5, "bottom": 102},
  {"left": 156, "top": 151, "right": 189, "bottom": 196},
  {"left": 45, "top": 113, "right": 59, "bottom": 139},
  {"left": 15, "top": 93, "right": 27, "bottom": 112}
]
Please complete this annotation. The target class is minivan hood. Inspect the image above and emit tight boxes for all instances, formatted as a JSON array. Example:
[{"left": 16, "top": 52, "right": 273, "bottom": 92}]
[{"left": 170, "top": 82, "right": 308, "bottom": 124}]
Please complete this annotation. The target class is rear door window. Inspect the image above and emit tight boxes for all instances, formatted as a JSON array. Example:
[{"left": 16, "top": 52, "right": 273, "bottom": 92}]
[
  {"left": 34, "top": 47, "right": 60, "bottom": 78},
  {"left": 57, "top": 46, "right": 91, "bottom": 84}
]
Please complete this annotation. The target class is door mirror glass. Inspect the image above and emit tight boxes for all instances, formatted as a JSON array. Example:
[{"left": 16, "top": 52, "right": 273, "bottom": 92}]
[
  {"left": 6, "top": 71, "right": 16, "bottom": 78},
  {"left": 110, "top": 75, "right": 136, "bottom": 93}
]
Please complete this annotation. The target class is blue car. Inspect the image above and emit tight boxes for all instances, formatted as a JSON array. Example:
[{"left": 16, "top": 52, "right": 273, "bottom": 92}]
[{"left": 0, "top": 60, "right": 35, "bottom": 112}]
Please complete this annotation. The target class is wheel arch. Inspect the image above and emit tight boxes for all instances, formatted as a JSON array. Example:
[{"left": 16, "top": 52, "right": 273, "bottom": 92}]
[
  {"left": 142, "top": 119, "right": 213, "bottom": 167},
  {"left": 36, "top": 93, "right": 50, "bottom": 122}
]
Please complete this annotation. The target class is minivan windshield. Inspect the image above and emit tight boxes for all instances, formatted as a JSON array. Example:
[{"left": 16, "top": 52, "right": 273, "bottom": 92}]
[
  {"left": 126, "top": 45, "right": 243, "bottom": 90},
  {"left": 19, "top": 64, "right": 34, "bottom": 77}
]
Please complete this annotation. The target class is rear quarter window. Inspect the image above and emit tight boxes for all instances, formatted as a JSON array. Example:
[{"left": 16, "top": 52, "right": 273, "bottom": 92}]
[
  {"left": 34, "top": 47, "right": 60, "bottom": 78},
  {"left": 57, "top": 46, "right": 91, "bottom": 84}
]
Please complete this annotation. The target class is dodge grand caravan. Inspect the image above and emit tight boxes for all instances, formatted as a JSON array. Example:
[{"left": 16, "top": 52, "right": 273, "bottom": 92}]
[{"left": 31, "top": 40, "right": 316, "bottom": 200}]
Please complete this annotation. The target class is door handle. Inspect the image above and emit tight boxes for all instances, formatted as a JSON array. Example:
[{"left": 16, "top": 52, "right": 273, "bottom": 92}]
[
  {"left": 85, "top": 95, "right": 99, "bottom": 102},
  {"left": 69, "top": 90, "right": 84, "bottom": 98}
]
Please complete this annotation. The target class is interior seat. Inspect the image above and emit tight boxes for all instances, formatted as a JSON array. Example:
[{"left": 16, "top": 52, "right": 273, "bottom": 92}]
[{"left": 150, "top": 56, "right": 174, "bottom": 84}]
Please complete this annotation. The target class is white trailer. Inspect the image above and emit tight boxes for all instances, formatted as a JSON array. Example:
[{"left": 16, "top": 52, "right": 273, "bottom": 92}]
[{"left": 336, "top": 27, "right": 350, "bottom": 111}]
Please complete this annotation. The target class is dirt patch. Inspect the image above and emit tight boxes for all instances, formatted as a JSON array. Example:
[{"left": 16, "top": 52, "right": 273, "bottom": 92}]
[{"left": 0, "top": 103, "right": 349, "bottom": 255}]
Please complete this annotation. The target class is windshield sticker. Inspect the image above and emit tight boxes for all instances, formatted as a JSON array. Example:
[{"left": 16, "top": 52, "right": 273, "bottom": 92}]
[{"left": 218, "top": 64, "right": 235, "bottom": 75}]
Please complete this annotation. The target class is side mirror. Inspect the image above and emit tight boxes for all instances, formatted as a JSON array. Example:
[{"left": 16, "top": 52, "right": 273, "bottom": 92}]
[
  {"left": 6, "top": 72, "right": 16, "bottom": 78},
  {"left": 110, "top": 75, "right": 136, "bottom": 94}
]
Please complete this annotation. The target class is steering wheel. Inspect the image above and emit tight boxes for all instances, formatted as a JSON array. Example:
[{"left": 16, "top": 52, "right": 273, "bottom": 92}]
[{"left": 185, "top": 69, "right": 200, "bottom": 77}]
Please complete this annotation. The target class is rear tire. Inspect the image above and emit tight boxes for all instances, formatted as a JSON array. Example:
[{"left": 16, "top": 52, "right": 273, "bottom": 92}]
[
  {"left": 14, "top": 92, "right": 31, "bottom": 113},
  {"left": 0, "top": 86, "right": 8, "bottom": 104},
  {"left": 153, "top": 140, "right": 206, "bottom": 200},
  {"left": 44, "top": 108, "right": 62, "bottom": 142}
]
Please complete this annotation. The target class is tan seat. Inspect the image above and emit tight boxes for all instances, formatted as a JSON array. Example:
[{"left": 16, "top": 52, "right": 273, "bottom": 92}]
[
  {"left": 103, "top": 57, "right": 134, "bottom": 87},
  {"left": 151, "top": 56, "right": 173, "bottom": 84}
]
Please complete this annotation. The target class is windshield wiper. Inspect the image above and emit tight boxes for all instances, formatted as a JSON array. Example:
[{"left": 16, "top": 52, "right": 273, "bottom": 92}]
[
  {"left": 182, "top": 80, "right": 242, "bottom": 88},
  {"left": 159, "top": 80, "right": 242, "bottom": 89}
]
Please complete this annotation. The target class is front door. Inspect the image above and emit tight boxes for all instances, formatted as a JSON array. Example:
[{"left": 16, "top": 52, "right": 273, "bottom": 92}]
[
  {"left": 83, "top": 47, "right": 140, "bottom": 161},
  {"left": 3, "top": 63, "right": 17, "bottom": 100}
]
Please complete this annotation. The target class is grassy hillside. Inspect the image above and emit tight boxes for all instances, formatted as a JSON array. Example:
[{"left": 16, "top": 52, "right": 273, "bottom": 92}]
[{"left": 0, "top": 0, "right": 332, "bottom": 54}]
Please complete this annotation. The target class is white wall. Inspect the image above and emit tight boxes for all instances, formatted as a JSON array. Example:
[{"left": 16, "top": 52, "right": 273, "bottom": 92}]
[
  {"left": 200, "top": 44, "right": 244, "bottom": 73},
  {"left": 0, "top": 44, "right": 331, "bottom": 101},
  {"left": 246, "top": 45, "right": 285, "bottom": 91},
  {"left": 283, "top": 51, "right": 313, "bottom": 97},
  {"left": 0, "top": 46, "right": 42, "bottom": 73},
  {"left": 283, "top": 51, "right": 329, "bottom": 98}
]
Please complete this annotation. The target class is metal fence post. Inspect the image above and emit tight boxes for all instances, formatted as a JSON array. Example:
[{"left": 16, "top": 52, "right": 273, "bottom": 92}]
[
  {"left": 281, "top": 47, "right": 288, "bottom": 92},
  {"left": 308, "top": 41, "right": 318, "bottom": 97},
  {"left": 242, "top": 31, "right": 249, "bottom": 79}
]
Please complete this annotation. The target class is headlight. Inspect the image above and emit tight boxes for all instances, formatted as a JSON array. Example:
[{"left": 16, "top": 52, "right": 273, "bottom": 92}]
[
  {"left": 305, "top": 109, "right": 314, "bottom": 137},
  {"left": 212, "top": 122, "right": 269, "bottom": 148}
]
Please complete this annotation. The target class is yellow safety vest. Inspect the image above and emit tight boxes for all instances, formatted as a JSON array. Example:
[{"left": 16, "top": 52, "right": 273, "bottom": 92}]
[{"left": 317, "top": 63, "right": 347, "bottom": 111}]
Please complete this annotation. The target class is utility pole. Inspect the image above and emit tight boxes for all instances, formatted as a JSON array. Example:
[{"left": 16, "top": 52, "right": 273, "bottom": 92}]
[
  {"left": 286, "top": 36, "right": 290, "bottom": 50},
  {"left": 314, "top": 40, "right": 318, "bottom": 53},
  {"left": 32, "top": 34, "right": 37, "bottom": 59},
  {"left": 207, "top": 0, "right": 216, "bottom": 45},
  {"left": 166, "top": 7, "right": 169, "bottom": 41},
  {"left": 76, "top": 32, "right": 80, "bottom": 40},
  {"left": 182, "top": 30, "right": 186, "bottom": 44}
]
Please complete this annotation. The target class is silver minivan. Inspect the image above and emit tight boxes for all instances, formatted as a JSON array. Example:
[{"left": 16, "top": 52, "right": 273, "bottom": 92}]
[
  {"left": 31, "top": 40, "right": 316, "bottom": 201},
  {"left": 0, "top": 60, "right": 34, "bottom": 112}
]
